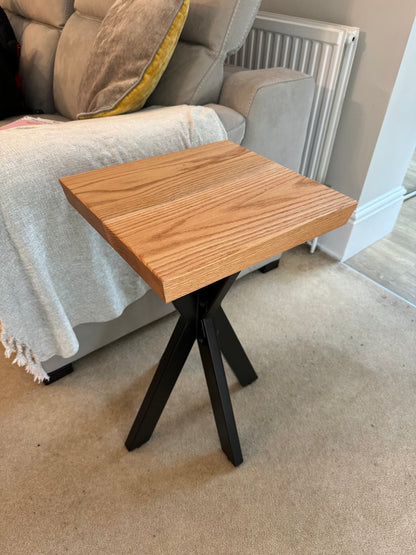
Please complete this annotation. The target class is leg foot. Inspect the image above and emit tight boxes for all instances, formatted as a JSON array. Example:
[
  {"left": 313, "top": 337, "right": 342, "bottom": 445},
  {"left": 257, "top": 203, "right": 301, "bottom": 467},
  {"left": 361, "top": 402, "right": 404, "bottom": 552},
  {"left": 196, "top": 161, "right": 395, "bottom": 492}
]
[
  {"left": 259, "top": 259, "right": 280, "bottom": 273},
  {"left": 44, "top": 363, "right": 74, "bottom": 385},
  {"left": 198, "top": 317, "right": 243, "bottom": 466}
]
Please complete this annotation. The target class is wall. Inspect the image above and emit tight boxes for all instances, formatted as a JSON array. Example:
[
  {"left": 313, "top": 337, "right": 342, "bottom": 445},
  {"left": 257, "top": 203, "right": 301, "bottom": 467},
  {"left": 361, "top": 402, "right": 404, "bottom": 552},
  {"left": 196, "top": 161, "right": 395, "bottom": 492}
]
[
  {"left": 260, "top": 0, "right": 416, "bottom": 259},
  {"left": 358, "top": 17, "right": 416, "bottom": 206}
]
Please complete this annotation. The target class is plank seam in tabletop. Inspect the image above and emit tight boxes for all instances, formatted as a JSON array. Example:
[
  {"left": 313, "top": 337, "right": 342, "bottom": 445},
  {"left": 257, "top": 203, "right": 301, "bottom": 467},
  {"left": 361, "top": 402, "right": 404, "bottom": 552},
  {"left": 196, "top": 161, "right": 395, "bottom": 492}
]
[{"left": 61, "top": 142, "right": 263, "bottom": 220}]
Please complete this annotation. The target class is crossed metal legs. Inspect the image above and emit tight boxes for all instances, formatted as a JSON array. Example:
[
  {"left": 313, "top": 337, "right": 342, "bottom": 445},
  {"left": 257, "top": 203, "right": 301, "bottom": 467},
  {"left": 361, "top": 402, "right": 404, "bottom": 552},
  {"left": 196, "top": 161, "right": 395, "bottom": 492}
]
[{"left": 125, "top": 273, "right": 257, "bottom": 466}]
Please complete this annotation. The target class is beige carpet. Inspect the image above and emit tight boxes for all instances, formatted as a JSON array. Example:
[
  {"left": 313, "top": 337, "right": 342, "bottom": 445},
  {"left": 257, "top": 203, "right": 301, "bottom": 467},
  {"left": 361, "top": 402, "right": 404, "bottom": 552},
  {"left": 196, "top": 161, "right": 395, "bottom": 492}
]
[{"left": 1, "top": 246, "right": 416, "bottom": 554}]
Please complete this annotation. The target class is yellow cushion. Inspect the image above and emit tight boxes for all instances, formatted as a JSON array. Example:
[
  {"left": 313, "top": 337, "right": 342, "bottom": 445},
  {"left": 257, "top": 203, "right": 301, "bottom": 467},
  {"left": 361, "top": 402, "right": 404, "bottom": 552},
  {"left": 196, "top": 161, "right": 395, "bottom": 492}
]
[{"left": 77, "top": 0, "right": 189, "bottom": 119}]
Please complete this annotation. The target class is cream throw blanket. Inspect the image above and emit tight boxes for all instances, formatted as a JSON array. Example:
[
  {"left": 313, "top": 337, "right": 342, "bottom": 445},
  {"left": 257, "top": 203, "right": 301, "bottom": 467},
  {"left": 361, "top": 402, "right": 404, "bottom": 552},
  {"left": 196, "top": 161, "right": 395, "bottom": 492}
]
[{"left": 0, "top": 106, "right": 227, "bottom": 382}]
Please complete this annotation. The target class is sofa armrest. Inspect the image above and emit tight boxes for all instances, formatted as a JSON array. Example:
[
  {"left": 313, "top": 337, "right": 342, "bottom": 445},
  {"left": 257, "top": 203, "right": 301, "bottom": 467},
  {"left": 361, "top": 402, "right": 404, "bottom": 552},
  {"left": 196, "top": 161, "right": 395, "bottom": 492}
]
[
  {"left": 204, "top": 103, "right": 246, "bottom": 144},
  {"left": 219, "top": 67, "right": 314, "bottom": 171}
]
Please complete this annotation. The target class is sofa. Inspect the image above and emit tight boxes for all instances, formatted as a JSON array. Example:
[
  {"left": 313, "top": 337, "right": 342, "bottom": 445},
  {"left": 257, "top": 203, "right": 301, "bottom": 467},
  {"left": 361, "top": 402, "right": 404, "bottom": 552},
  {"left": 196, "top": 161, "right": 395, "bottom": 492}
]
[{"left": 0, "top": 0, "right": 314, "bottom": 382}]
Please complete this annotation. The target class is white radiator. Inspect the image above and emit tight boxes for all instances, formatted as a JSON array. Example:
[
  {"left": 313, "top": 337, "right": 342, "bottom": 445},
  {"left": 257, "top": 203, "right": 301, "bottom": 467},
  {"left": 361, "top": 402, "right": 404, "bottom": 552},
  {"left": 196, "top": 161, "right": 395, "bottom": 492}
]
[{"left": 226, "top": 12, "right": 359, "bottom": 183}]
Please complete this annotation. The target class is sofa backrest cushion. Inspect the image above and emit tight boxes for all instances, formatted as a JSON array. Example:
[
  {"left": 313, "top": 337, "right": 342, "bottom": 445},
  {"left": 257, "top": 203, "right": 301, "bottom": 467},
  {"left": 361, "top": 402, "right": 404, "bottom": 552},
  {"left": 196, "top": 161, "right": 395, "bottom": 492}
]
[
  {"left": 148, "top": 0, "right": 262, "bottom": 107},
  {"left": 53, "top": 0, "right": 107, "bottom": 119},
  {"left": 1, "top": 0, "right": 74, "bottom": 114},
  {"left": 77, "top": 0, "right": 189, "bottom": 119},
  {"left": 54, "top": 0, "right": 261, "bottom": 119}
]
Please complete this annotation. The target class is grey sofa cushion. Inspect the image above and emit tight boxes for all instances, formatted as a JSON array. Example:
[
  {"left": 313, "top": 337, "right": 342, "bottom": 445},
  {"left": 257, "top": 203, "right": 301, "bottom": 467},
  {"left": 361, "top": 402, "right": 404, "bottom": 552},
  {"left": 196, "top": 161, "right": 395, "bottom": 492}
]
[
  {"left": 53, "top": 11, "right": 101, "bottom": 119},
  {"left": 206, "top": 103, "right": 245, "bottom": 144},
  {"left": 57, "top": 0, "right": 189, "bottom": 119},
  {"left": 1, "top": 0, "right": 74, "bottom": 27},
  {"left": 73, "top": 0, "right": 114, "bottom": 20},
  {"left": 54, "top": 0, "right": 262, "bottom": 119},
  {"left": 1, "top": 0, "right": 74, "bottom": 114},
  {"left": 148, "top": 0, "right": 262, "bottom": 107},
  {"left": 53, "top": 1, "right": 116, "bottom": 119},
  {"left": 77, "top": 0, "right": 189, "bottom": 119}
]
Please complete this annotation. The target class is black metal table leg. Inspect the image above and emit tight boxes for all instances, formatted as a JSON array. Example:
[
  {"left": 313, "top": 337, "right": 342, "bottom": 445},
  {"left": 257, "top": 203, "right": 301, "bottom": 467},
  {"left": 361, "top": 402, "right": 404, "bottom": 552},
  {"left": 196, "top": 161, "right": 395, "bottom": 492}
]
[
  {"left": 215, "top": 307, "right": 258, "bottom": 387},
  {"left": 198, "top": 317, "right": 243, "bottom": 466},
  {"left": 125, "top": 315, "right": 196, "bottom": 451},
  {"left": 125, "top": 272, "right": 256, "bottom": 466}
]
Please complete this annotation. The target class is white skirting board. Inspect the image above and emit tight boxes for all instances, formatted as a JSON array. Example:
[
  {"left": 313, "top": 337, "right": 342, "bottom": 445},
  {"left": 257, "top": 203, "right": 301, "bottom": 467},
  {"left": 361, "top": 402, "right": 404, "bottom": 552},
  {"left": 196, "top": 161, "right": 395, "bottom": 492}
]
[{"left": 317, "top": 186, "right": 406, "bottom": 261}]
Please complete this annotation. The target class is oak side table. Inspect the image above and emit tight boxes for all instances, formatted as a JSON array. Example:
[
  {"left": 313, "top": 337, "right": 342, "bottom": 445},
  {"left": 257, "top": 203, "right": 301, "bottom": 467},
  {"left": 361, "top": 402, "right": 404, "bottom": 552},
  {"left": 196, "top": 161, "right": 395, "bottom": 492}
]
[{"left": 60, "top": 140, "right": 356, "bottom": 466}]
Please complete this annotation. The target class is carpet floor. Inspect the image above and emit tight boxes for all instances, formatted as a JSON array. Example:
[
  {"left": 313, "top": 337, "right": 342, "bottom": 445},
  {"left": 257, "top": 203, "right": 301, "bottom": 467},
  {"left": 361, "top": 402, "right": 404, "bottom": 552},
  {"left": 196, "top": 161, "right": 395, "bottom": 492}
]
[{"left": 1, "top": 246, "right": 416, "bottom": 554}]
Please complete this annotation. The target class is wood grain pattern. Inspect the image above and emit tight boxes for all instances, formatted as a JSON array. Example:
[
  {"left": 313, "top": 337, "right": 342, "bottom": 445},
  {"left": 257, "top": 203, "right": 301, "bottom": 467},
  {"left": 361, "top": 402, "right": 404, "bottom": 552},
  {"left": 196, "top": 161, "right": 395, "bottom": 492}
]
[{"left": 60, "top": 141, "right": 357, "bottom": 302}]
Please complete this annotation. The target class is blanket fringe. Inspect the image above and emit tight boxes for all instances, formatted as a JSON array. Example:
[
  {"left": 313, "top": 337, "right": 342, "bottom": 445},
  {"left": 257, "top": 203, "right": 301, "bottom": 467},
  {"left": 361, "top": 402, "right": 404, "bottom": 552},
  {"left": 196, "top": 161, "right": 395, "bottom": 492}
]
[{"left": 0, "top": 320, "right": 49, "bottom": 383}]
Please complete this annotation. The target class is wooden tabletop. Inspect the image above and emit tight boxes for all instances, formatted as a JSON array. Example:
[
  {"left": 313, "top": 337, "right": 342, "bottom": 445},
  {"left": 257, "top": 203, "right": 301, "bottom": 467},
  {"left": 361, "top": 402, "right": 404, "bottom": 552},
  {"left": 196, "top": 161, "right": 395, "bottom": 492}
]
[{"left": 60, "top": 140, "right": 357, "bottom": 303}]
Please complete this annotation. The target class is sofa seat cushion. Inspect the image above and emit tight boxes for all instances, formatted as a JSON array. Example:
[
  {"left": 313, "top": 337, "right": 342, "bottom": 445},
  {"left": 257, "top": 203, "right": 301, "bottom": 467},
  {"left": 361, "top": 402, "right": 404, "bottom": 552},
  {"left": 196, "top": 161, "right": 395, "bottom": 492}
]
[{"left": 205, "top": 104, "right": 245, "bottom": 144}]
